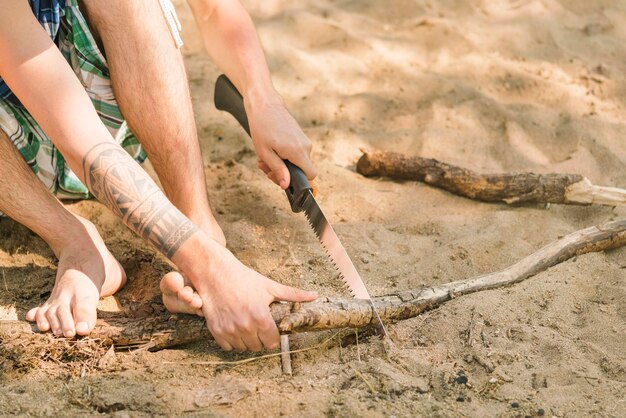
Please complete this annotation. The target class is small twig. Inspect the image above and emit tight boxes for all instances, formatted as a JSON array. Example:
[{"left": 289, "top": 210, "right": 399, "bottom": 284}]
[
  {"left": 349, "top": 364, "right": 377, "bottom": 394},
  {"left": 472, "top": 352, "right": 495, "bottom": 373},
  {"left": 280, "top": 335, "right": 292, "bottom": 375},
  {"left": 573, "top": 370, "right": 600, "bottom": 386},
  {"left": 339, "top": 338, "right": 344, "bottom": 363},
  {"left": 162, "top": 332, "right": 341, "bottom": 367},
  {"left": 467, "top": 309, "right": 477, "bottom": 347},
  {"left": 63, "top": 382, "right": 91, "bottom": 409}
]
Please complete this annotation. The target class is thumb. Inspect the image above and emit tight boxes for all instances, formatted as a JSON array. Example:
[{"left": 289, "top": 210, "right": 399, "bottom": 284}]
[
  {"left": 270, "top": 282, "right": 319, "bottom": 303},
  {"left": 261, "top": 149, "right": 290, "bottom": 189}
]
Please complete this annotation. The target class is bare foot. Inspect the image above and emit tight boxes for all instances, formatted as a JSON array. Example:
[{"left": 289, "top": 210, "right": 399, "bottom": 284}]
[
  {"left": 159, "top": 213, "right": 223, "bottom": 317},
  {"left": 160, "top": 271, "right": 203, "bottom": 316},
  {"left": 25, "top": 216, "right": 126, "bottom": 337}
]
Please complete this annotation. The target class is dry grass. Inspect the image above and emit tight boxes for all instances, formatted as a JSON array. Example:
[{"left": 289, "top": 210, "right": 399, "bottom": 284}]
[{"left": 0, "top": 332, "right": 109, "bottom": 380}]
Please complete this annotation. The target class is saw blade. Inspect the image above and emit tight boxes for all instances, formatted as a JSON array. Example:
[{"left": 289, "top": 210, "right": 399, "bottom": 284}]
[{"left": 301, "top": 191, "right": 388, "bottom": 336}]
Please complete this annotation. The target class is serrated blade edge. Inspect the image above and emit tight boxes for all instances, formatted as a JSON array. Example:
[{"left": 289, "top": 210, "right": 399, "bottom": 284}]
[
  {"left": 302, "top": 192, "right": 370, "bottom": 299},
  {"left": 301, "top": 191, "right": 389, "bottom": 338}
]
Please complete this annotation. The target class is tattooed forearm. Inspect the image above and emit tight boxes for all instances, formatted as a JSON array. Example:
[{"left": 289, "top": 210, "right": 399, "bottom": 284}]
[{"left": 82, "top": 143, "right": 198, "bottom": 258}]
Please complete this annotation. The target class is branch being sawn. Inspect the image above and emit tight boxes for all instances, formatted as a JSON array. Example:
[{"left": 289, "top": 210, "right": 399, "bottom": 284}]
[{"left": 1, "top": 220, "right": 624, "bottom": 351}]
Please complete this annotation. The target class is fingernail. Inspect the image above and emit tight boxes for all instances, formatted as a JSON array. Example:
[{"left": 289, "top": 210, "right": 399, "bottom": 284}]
[
  {"left": 76, "top": 322, "right": 89, "bottom": 333},
  {"left": 280, "top": 179, "right": 288, "bottom": 189}
]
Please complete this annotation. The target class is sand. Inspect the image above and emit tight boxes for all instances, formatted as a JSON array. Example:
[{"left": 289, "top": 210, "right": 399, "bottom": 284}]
[{"left": 1, "top": 0, "right": 625, "bottom": 416}]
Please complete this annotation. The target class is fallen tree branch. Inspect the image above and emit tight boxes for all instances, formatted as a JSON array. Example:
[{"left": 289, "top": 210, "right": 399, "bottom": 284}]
[
  {"left": 1, "top": 220, "right": 624, "bottom": 351},
  {"left": 356, "top": 150, "right": 626, "bottom": 206}
]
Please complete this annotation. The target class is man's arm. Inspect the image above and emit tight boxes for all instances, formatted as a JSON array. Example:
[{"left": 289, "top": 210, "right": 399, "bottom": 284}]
[
  {"left": 0, "top": 1, "right": 316, "bottom": 351},
  {"left": 187, "top": 0, "right": 317, "bottom": 188},
  {"left": 82, "top": 144, "right": 198, "bottom": 258},
  {"left": 0, "top": 1, "right": 197, "bottom": 258}
]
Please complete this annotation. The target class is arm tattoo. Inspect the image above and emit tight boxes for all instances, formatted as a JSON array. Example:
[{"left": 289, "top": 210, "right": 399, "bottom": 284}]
[{"left": 83, "top": 143, "right": 198, "bottom": 259}]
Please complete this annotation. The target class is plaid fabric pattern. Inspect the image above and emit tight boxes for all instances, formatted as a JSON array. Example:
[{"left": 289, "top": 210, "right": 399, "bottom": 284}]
[{"left": 0, "top": 0, "right": 146, "bottom": 200}]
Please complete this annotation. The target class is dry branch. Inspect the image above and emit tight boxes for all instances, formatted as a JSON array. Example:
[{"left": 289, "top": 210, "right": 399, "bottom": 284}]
[
  {"left": 1, "top": 220, "right": 624, "bottom": 351},
  {"left": 357, "top": 150, "right": 626, "bottom": 206}
]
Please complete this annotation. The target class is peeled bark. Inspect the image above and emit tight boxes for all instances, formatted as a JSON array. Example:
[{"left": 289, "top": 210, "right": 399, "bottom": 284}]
[
  {"left": 2, "top": 219, "right": 624, "bottom": 351},
  {"left": 357, "top": 150, "right": 626, "bottom": 206}
]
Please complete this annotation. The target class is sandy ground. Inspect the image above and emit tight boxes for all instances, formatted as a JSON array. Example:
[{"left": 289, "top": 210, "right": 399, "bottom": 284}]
[{"left": 1, "top": 0, "right": 626, "bottom": 416}]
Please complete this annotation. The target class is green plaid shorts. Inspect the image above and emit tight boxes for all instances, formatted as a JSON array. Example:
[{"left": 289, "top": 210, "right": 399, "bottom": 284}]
[{"left": 0, "top": 0, "right": 153, "bottom": 200}]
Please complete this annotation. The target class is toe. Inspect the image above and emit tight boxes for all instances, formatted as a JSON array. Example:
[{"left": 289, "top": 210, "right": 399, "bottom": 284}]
[
  {"left": 160, "top": 271, "right": 185, "bottom": 296},
  {"left": 190, "top": 293, "right": 203, "bottom": 310},
  {"left": 45, "top": 308, "right": 62, "bottom": 336},
  {"left": 57, "top": 305, "right": 76, "bottom": 338},
  {"left": 73, "top": 299, "right": 97, "bottom": 336},
  {"left": 161, "top": 271, "right": 204, "bottom": 315},
  {"left": 25, "top": 307, "right": 38, "bottom": 322},
  {"left": 35, "top": 307, "right": 51, "bottom": 332},
  {"left": 177, "top": 286, "right": 195, "bottom": 304}
]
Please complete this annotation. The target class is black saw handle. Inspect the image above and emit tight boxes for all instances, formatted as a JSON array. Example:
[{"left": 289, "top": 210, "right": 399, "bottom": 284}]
[{"left": 214, "top": 74, "right": 312, "bottom": 213}]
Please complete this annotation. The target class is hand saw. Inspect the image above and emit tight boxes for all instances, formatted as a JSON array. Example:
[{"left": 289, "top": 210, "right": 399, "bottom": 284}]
[{"left": 214, "top": 74, "right": 388, "bottom": 337}]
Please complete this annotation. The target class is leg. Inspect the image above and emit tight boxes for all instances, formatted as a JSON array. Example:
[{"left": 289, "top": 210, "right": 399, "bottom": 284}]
[
  {"left": 79, "top": 0, "right": 225, "bottom": 246},
  {"left": 0, "top": 130, "right": 125, "bottom": 337}
]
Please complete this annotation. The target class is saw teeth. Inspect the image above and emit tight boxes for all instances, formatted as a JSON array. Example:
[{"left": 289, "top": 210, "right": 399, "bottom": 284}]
[
  {"left": 303, "top": 199, "right": 363, "bottom": 297},
  {"left": 304, "top": 210, "right": 356, "bottom": 295},
  {"left": 339, "top": 275, "right": 356, "bottom": 296}
]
